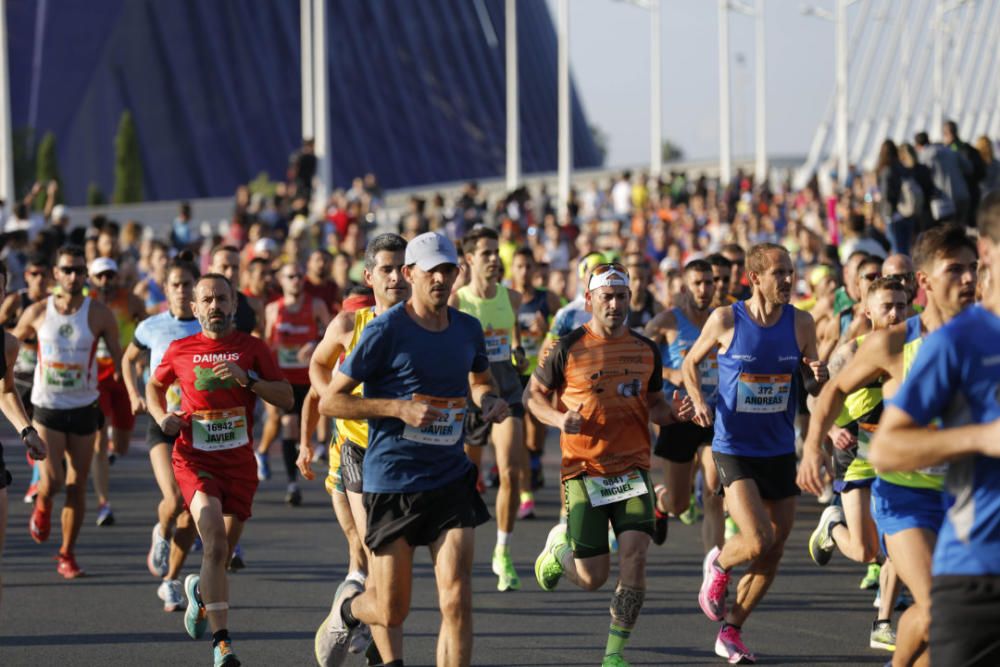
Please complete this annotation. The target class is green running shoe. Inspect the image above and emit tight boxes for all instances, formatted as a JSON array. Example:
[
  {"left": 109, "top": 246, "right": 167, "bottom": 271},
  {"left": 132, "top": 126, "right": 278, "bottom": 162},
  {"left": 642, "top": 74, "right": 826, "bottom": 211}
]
[
  {"left": 183, "top": 574, "right": 207, "bottom": 639},
  {"left": 724, "top": 516, "right": 740, "bottom": 540},
  {"left": 678, "top": 492, "right": 701, "bottom": 526},
  {"left": 492, "top": 546, "right": 521, "bottom": 592},
  {"left": 535, "top": 524, "right": 568, "bottom": 591},
  {"left": 860, "top": 562, "right": 881, "bottom": 590},
  {"left": 869, "top": 620, "right": 896, "bottom": 652},
  {"left": 213, "top": 639, "right": 241, "bottom": 666},
  {"left": 808, "top": 505, "right": 843, "bottom": 566},
  {"left": 602, "top": 653, "right": 631, "bottom": 667}
]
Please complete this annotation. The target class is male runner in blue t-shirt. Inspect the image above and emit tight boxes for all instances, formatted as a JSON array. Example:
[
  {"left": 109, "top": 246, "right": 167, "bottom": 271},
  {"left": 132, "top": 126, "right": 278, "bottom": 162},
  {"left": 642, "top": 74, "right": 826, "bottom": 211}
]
[
  {"left": 871, "top": 191, "right": 1000, "bottom": 667},
  {"left": 319, "top": 232, "right": 509, "bottom": 667}
]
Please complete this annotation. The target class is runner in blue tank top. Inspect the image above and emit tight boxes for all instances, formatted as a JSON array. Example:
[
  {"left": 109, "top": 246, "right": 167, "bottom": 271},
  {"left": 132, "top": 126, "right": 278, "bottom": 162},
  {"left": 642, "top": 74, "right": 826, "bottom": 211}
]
[
  {"left": 681, "top": 243, "right": 828, "bottom": 664},
  {"left": 870, "top": 196, "right": 999, "bottom": 667},
  {"left": 643, "top": 259, "right": 723, "bottom": 550}
]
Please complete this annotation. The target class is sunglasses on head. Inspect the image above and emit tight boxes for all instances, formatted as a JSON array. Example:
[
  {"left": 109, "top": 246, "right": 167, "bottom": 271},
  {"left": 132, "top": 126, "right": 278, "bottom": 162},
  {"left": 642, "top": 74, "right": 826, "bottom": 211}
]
[{"left": 591, "top": 262, "right": 626, "bottom": 276}]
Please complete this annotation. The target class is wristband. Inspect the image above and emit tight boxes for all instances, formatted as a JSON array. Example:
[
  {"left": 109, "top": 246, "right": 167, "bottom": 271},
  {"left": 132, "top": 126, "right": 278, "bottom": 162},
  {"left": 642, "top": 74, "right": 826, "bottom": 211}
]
[{"left": 20, "top": 425, "right": 36, "bottom": 441}]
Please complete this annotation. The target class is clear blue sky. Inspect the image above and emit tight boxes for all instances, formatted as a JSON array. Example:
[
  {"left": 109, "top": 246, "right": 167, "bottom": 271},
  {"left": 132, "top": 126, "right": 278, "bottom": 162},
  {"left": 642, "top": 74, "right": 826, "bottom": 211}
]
[{"left": 544, "top": 0, "right": 844, "bottom": 166}]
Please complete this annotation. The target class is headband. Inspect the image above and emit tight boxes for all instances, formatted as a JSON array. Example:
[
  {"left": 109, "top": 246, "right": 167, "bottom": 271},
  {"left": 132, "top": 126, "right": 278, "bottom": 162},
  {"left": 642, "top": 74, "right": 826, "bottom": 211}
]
[{"left": 588, "top": 269, "right": 630, "bottom": 292}]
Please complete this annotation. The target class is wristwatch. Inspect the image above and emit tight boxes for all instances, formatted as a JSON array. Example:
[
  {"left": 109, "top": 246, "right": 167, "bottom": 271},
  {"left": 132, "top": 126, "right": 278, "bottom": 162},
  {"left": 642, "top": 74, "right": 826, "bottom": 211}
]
[
  {"left": 20, "top": 425, "right": 36, "bottom": 441},
  {"left": 243, "top": 369, "right": 260, "bottom": 390}
]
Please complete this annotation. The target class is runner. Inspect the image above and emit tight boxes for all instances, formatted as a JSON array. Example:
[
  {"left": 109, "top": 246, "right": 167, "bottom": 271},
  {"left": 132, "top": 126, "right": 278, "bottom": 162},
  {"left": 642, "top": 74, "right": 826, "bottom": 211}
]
[
  {"left": 838, "top": 255, "right": 884, "bottom": 342},
  {"left": 210, "top": 245, "right": 264, "bottom": 336},
  {"left": 683, "top": 243, "right": 828, "bottom": 663},
  {"left": 798, "top": 224, "right": 977, "bottom": 667},
  {"left": 869, "top": 190, "right": 1000, "bottom": 667},
  {"left": 720, "top": 243, "right": 751, "bottom": 300},
  {"left": 303, "top": 233, "right": 409, "bottom": 666},
  {"left": 121, "top": 256, "right": 202, "bottom": 612},
  {"left": 89, "top": 256, "right": 146, "bottom": 527},
  {"left": 707, "top": 254, "right": 736, "bottom": 307},
  {"left": 798, "top": 277, "right": 909, "bottom": 651},
  {"left": 319, "top": 231, "right": 508, "bottom": 667},
  {"left": 450, "top": 226, "right": 528, "bottom": 592},
  {"left": 13, "top": 244, "right": 124, "bottom": 578},
  {"left": 624, "top": 253, "right": 659, "bottom": 332},
  {"left": 263, "top": 263, "right": 330, "bottom": 506},
  {"left": 644, "top": 259, "right": 723, "bottom": 551},
  {"left": 303, "top": 248, "right": 342, "bottom": 316},
  {"left": 881, "top": 254, "right": 920, "bottom": 316},
  {"left": 146, "top": 272, "right": 292, "bottom": 666},
  {"left": 0, "top": 257, "right": 48, "bottom": 608},
  {"left": 134, "top": 239, "right": 170, "bottom": 315},
  {"left": 509, "top": 247, "right": 560, "bottom": 519},
  {"left": 527, "top": 262, "right": 691, "bottom": 667}
]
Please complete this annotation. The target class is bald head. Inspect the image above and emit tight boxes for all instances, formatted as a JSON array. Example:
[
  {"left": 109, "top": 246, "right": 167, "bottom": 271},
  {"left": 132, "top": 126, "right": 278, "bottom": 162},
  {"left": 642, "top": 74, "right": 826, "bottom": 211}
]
[{"left": 882, "top": 254, "right": 916, "bottom": 303}]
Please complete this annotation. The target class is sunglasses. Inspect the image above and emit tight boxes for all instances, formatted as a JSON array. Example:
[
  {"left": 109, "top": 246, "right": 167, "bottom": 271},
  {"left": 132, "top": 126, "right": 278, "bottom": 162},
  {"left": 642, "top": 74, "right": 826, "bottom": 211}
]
[
  {"left": 95, "top": 271, "right": 118, "bottom": 280},
  {"left": 861, "top": 272, "right": 881, "bottom": 281},
  {"left": 58, "top": 266, "right": 86, "bottom": 275},
  {"left": 26, "top": 270, "right": 46, "bottom": 277},
  {"left": 591, "top": 262, "right": 626, "bottom": 276},
  {"left": 885, "top": 272, "right": 915, "bottom": 282},
  {"left": 284, "top": 274, "right": 303, "bottom": 280}
]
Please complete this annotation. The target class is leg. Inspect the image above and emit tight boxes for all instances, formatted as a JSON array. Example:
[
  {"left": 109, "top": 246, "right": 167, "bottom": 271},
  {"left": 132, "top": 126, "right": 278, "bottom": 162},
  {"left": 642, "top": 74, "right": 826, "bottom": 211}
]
[
  {"left": 884, "top": 528, "right": 935, "bottom": 667},
  {"left": 605, "top": 531, "right": 650, "bottom": 659},
  {"left": 716, "top": 479, "right": 776, "bottom": 571},
  {"left": 333, "top": 491, "right": 366, "bottom": 576},
  {"left": 189, "top": 491, "right": 232, "bottom": 633},
  {"left": 280, "top": 413, "right": 300, "bottom": 487},
  {"left": 878, "top": 557, "right": 901, "bottom": 622},
  {"left": 726, "top": 495, "right": 796, "bottom": 627},
  {"left": 34, "top": 424, "right": 68, "bottom": 509},
  {"left": 62, "top": 432, "right": 97, "bottom": 555},
  {"left": 110, "top": 425, "right": 131, "bottom": 457},
  {"left": 832, "top": 487, "right": 880, "bottom": 564},
  {"left": 0, "top": 487, "right": 7, "bottom": 608},
  {"left": 149, "top": 443, "right": 185, "bottom": 539},
  {"left": 700, "top": 449, "right": 725, "bottom": 552},
  {"left": 492, "top": 416, "right": 525, "bottom": 536},
  {"left": 257, "top": 402, "right": 280, "bottom": 455},
  {"left": 167, "top": 510, "right": 196, "bottom": 580},
  {"left": 464, "top": 443, "right": 483, "bottom": 469},
  {"left": 91, "top": 428, "right": 110, "bottom": 507},
  {"left": 431, "top": 527, "right": 476, "bottom": 667},
  {"left": 346, "top": 490, "right": 398, "bottom": 663},
  {"left": 348, "top": 536, "right": 415, "bottom": 661},
  {"left": 659, "top": 459, "right": 695, "bottom": 515}
]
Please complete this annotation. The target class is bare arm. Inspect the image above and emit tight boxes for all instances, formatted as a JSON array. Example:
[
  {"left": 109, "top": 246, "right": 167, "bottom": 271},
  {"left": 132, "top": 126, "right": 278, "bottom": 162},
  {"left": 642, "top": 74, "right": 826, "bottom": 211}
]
[
  {"left": 682, "top": 307, "right": 732, "bottom": 426},
  {"left": 249, "top": 294, "right": 266, "bottom": 337},
  {"left": 870, "top": 405, "right": 1000, "bottom": 472},
  {"left": 264, "top": 301, "right": 277, "bottom": 341},
  {"left": 0, "top": 333, "right": 45, "bottom": 458},
  {"left": 644, "top": 310, "right": 683, "bottom": 385},
  {"left": 469, "top": 368, "right": 509, "bottom": 423},
  {"left": 524, "top": 376, "right": 579, "bottom": 432},
  {"left": 795, "top": 308, "right": 828, "bottom": 396},
  {"left": 12, "top": 301, "right": 42, "bottom": 342},
  {"left": 319, "top": 369, "right": 441, "bottom": 428},
  {"left": 309, "top": 312, "right": 353, "bottom": 406},
  {"left": 92, "top": 301, "right": 123, "bottom": 381},
  {"left": 297, "top": 388, "right": 320, "bottom": 480},
  {"left": 0, "top": 293, "right": 20, "bottom": 327},
  {"left": 120, "top": 342, "right": 149, "bottom": 414}
]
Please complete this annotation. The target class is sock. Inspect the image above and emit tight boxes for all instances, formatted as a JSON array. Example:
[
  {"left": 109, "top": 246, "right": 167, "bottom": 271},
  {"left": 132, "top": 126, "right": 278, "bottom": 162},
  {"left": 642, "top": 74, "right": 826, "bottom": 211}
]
[
  {"left": 212, "top": 629, "right": 230, "bottom": 647},
  {"left": 341, "top": 595, "right": 360, "bottom": 629},
  {"left": 722, "top": 622, "right": 741, "bottom": 632},
  {"left": 520, "top": 490, "right": 534, "bottom": 503},
  {"left": 281, "top": 438, "right": 298, "bottom": 482},
  {"left": 559, "top": 512, "right": 568, "bottom": 526},
  {"left": 496, "top": 530, "right": 511, "bottom": 548},
  {"left": 384, "top": 661, "right": 404, "bottom": 667},
  {"left": 605, "top": 624, "right": 632, "bottom": 657},
  {"left": 552, "top": 540, "right": 571, "bottom": 567},
  {"left": 346, "top": 570, "right": 367, "bottom": 586}
]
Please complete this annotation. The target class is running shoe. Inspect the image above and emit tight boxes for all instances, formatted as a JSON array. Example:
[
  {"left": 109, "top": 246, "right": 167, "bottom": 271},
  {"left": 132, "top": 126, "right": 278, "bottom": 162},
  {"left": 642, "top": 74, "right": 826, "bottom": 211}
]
[
  {"left": 213, "top": 639, "right": 241, "bottom": 666},
  {"left": 255, "top": 451, "right": 270, "bottom": 481},
  {"left": 535, "top": 523, "right": 568, "bottom": 591},
  {"left": 608, "top": 526, "right": 619, "bottom": 554},
  {"left": 652, "top": 484, "right": 669, "bottom": 546},
  {"left": 860, "top": 563, "right": 881, "bottom": 590},
  {"left": 807, "top": 504, "right": 844, "bottom": 566},
  {"left": 22, "top": 480, "right": 38, "bottom": 504},
  {"left": 29, "top": 503, "right": 51, "bottom": 543},
  {"left": 698, "top": 546, "right": 730, "bottom": 622},
  {"left": 601, "top": 653, "right": 631, "bottom": 667},
  {"left": 148, "top": 523, "right": 171, "bottom": 578},
  {"left": 314, "top": 578, "right": 364, "bottom": 667},
  {"left": 724, "top": 516, "right": 740, "bottom": 540},
  {"left": 492, "top": 546, "right": 521, "bottom": 592},
  {"left": 715, "top": 624, "right": 756, "bottom": 664},
  {"left": 869, "top": 620, "right": 896, "bottom": 652},
  {"left": 347, "top": 620, "right": 371, "bottom": 655},
  {"left": 818, "top": 481, "right": 834, "bottom": 505},
  {"left": 157, "top": 579, "right": 185, "bottom": 612},
  {"left": 872, "top": 589, "right": 882, "bottom": 609},
  {"left": 96, "top": 502, "right": 115, "bottom": 527},
  {"left": 517, "top": 497, "right": 536, "bottom": 520},
  {"left": 678, "top": 492, "right": 701, "bottom": 526},
  {"left": 286, "top": 483, "right": 302, "bottom": 507},
  {"left": 228, "top": 544, "right": 245, "bottom": 572},
  {"left": 56, "top": 552, "right": 84, "bottom": 579},
  {"left": 184, "top": 574, "right": 208, "bottom": 639}
]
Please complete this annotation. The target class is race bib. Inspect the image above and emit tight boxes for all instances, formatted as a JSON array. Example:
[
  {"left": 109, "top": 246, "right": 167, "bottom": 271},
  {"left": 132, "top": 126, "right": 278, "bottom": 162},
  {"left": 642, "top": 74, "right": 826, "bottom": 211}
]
[
  {"left": 14, "top": 346, "right": 37, "bottom": 372},
  {"left": 736, "top": 373, "right": 791, "bottom": 414},
  {"left": 402, "top": 394, "right": 466, "bottom": 445},
  {"left": 42, "top": 361, "right": 85, "bottom": 391},
  {"left": 857, "top": 421, "right": 876, "bottom": 460},
  {"left": 521, "top": 333, "right": 541, "bottom": 358},
  {"left": 484, "top": 328, "right": 511, "bottom": 363},
  {"left": 277, "top": 345, "right": 306, "bottom": 369},
  {"left": 699, "top": 353, "right": 719, "bottom": 402},
  {"left": 96, "top": 338, "right": 111, "bottom": 361},
  {"left": 192, "top": 407, "right": 249, "bottom": 452},
  {"left": 584, "top": 470, "right": 648, "bottom": 507}
]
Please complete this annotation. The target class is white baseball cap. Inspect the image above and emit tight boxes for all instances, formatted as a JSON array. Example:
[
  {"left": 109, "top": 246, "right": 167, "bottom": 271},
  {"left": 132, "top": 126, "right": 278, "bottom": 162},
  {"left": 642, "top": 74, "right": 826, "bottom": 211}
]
[
  {"left": 51, "top": 204, "right": 68, "bottom": 221},
  {"left": 404, "top": 232, "right": 458, "bottom": 270},
  {"left": 254, "top": 237, "right": 279, "bottom": 255},
  {"left": 89, "top": 257, "right": 119, "bottom": 276}
]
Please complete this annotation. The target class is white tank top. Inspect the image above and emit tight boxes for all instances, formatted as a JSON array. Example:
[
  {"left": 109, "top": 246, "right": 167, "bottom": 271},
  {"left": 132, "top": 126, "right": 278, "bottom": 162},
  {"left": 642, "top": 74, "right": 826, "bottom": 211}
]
[{"left": 32, "top": 296, "right": 99, "bottom": 410}]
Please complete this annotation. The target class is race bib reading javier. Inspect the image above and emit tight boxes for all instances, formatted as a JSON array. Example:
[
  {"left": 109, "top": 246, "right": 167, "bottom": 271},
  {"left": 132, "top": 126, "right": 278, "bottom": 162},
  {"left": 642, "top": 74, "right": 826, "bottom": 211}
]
[
  {"left": 584, "top": 470, "right": 648, "bottom": 507},
  {"left": 192, "top": 407, "right": 249, "bottom": 452},
  {"left": 736, "top": 373, "right": 791, "bottom": 413},
  {"left": 277, "top": 345, "right": 306, "bottom": 369},
  {"left": 42, "top": 361, "right": 85, "bottom": 391},
  {"left": 402, "top": 394, "right": 466, "bottom": 445},
  {"left": 484, "top": 328, "right": 511, "bottom": 363}
]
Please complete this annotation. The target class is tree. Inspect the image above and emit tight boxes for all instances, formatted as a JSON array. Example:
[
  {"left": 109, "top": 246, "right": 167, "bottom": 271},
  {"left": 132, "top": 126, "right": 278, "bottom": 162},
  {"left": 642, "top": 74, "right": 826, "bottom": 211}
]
[
  {"left": 12, "top": 127, "right": 36, "bottom": 201},
  {"left": 113, "top": 110, "right": 144, "bottom": 204},
  {"left": 87, "top": 182, "right": 107, "bottom": 206},
  {"left": 34, "top": 131, "right": 62, "bottom": 210},
  {"left": 662, "top": 139, "right": 685, "bottom": 163},
  {"left": 589, "top": 123, "right": 608, "bottom": 166}
]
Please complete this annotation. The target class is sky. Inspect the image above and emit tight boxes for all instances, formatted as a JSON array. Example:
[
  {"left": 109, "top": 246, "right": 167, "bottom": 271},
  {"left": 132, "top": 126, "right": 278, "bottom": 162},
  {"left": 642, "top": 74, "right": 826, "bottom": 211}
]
[{"left": 542, "top": 0, "right": 850, "bottom": 167}]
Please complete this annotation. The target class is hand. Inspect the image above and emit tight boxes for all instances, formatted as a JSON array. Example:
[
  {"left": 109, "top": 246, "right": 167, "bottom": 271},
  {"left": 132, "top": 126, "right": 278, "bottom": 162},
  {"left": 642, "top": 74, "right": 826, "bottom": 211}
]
[
  {"left": 398, "top": 400, "right": 446, "bottom": 428},
  {"left": 24, "top": 430, "right": 47, "bottom": 461},
  {"left": 159, "top": 411, "right": 186, "bottom": 436},
  {"left": 561, "top": 403, "right": 584, "bottom": 434},
  {"left": 297, "top": 341, "right": 318, "bottom": 365},
  {"left": 481, "top": 395, "right": 510, "bottom": 424},
  {"left": 512, "top": 348, "right": 529, "bottom": 374},
  {"left": 47, "top": 180, "right": 58, "bottom": 195},
  {"left": 296, "top": 442, "right": 316, "bottom": 481},
  {"left": 692, "top": 399, "right": 714, "bottom": 428},
  {"left": 670, "top": 390, "right": 694, "bottom": 422},
  {"left": 796, "top": 445, "right": 831, "bottom": 497},
  {"left": 803, "top": 356, "right": 829, "bottom": 384},
  {"left": 213, "top": 361, "right": 249, "bottom": 386},
  {"left": 829, "top": 425, "right": 857, "bottom": 451},
  {"left": 129, "top": 392, "right": 147, "bottom": 416}
]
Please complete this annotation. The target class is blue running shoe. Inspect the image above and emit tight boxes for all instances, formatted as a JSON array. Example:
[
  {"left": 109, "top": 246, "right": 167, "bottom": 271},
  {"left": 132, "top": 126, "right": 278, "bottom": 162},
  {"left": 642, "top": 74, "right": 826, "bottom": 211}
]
[
  {"left": 184, "top": 574, "right": 208, "bottom": 639},
  {"left": 213, "top": 638, "right": 240, "bottom": 666},
  {"left": 255, "top": 452, "right": 271, "bottom": 481}
]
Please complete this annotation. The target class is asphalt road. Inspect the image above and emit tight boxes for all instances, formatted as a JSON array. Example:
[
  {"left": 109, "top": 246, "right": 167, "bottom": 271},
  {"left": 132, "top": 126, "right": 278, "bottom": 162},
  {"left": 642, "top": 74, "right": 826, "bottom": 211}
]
[{"left": 0, "top": 419, "right": 889, "bottom": 666}]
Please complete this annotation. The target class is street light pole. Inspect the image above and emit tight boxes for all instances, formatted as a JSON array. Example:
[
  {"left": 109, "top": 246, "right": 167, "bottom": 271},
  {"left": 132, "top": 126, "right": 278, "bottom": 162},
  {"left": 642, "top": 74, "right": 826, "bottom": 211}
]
[
  {"left": 557, "top": 0, "right": 571, "bottom": 217},
  {"left": 650, "top": 0, "right": 662, "bottom": 181},
  {"left": 300, "top": 0, "right": 313, "bottom": 140},
  {"left": 834, "top": 0, "right": 848, "bottom": 184},
  {"left": 718, "top": 0, "right": 731, "bottom": 187},
  {"left": 754, "top": 0, "right": 766, "bottom": 183},
  {"left": 312, "top": 0, "right": 330, "bottom": 206},
  {"left": 505, "top": 0, "right": 520, "bottom": 193},
  {"left": 0, "top": 0, "right": 14, "bottom": 204}
]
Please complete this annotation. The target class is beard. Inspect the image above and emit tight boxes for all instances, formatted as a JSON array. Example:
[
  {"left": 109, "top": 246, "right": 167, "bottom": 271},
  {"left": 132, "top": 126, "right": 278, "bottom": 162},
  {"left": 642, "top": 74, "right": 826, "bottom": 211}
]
[{"left": 199, "top": 309, "right": 232, "bottom": 333}]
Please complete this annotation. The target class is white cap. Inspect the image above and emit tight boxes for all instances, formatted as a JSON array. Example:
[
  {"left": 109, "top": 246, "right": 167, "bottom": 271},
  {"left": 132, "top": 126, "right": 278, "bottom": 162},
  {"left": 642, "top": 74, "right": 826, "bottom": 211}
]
[
  {"left": 404, "top": 232, "right": 458, "bottom": 270},
  {"left": 254, "top": 237, "right": 278, "bottom": 255},
  {"left": 89, "top": 257, "right": 119, "bottom": 275},
  {"left": 51, "top": 204, "right": 68, "bottom": 221}
]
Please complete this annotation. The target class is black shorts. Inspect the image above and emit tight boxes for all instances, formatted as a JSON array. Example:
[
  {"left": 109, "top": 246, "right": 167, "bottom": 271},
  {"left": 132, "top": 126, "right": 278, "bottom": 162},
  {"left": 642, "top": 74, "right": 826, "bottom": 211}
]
[
  {"left": 147, "top": 419, "right": 177, "bottom": 448},
  {"left": 713, "top": 451, "right": 801, "bottom": 501},
  {"left": 655, "top": 421, "right": 714, "bottom": 463},
  {"left": 34, "top": 402, "right": 102, "bottom": 436},
  {"left": 363, "top": 466, "right": 490, "bottom": 552},
  {"left": 464, "top": 400, "right": 526, "bottom": 447},
  {"left": 931, "top": 575, "right": 1000, "bottom": 666},
  {"left": 340, "top": 439, "right": 366, "bottom": 494},
  {"left": 290, "top": 384, "right": 310, "bottom": 415},
  {"left": 0, "top": 441, "right": 11, "bottom": 490}
]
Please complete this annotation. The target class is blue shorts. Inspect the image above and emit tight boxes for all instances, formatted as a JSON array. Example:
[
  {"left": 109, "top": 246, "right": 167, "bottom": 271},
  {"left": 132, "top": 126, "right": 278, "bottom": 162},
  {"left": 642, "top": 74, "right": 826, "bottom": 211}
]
[
  {"left": 871, "top": 478, "right": 944, "bottom": 557},
  {"left": 834, "top": 477, "right": 875, "bottom": 494}
]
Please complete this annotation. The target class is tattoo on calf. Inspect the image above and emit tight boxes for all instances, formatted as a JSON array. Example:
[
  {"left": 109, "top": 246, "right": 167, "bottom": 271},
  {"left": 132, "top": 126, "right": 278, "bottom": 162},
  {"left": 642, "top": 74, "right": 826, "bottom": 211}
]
[{"left": 610, "top": 583, "right": 646, "bottom": 627}]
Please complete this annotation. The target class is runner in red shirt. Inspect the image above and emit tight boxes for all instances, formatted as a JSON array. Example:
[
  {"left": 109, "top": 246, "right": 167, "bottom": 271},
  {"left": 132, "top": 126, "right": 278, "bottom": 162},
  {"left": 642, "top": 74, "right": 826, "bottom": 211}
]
[{"left": 147, "top": 273, "right": 292, "bottom": 667}]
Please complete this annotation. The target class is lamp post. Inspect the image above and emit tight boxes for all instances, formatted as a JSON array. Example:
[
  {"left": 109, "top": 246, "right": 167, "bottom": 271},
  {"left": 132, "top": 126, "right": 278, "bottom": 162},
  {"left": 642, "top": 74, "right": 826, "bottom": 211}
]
[
  {"left": 0, "top": 0, "right": 14, "bottom": 204},
  {"left": 718, "top": 0, "right": 732, "bottom": 187},
  {"left": 557, "top": 0, "right": 570, "bottom": 217},
  {"left": 300, "top": 0, "right": 313, "bottom": 140},
  {"left": 312, "top": 0, "right": 330, "bottom": 206},
  {"left": 728, "top": 0, "right": 767, "bottom": 183},
  {"left": 505, "top": 0, "right": 520, "bottom": 193},
  {"left": 619, "top": 0, "right": 664, "bottom": 180}
]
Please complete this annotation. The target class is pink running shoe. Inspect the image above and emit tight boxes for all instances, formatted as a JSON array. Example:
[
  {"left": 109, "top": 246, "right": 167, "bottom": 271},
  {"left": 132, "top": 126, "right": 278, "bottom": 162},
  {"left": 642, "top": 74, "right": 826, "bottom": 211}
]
[
  {"left": 698, "top": 546, "right": 730, "bottom": 621},
  {"left": 715, "top": 624, "right": 756, "bottom": 664}
]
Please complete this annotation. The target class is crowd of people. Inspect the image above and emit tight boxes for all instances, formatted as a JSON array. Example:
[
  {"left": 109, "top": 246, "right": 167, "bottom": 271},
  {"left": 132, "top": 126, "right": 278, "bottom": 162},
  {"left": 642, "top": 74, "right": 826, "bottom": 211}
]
[{"left": 0, "top": 121, "right": 998, "bottom": 667}]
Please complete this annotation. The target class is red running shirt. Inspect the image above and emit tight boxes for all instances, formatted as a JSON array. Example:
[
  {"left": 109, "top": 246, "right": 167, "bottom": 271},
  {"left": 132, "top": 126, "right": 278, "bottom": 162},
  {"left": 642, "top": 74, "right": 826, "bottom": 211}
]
[{"left": 268, "top": 299, "right": 320, "bottom": 385}]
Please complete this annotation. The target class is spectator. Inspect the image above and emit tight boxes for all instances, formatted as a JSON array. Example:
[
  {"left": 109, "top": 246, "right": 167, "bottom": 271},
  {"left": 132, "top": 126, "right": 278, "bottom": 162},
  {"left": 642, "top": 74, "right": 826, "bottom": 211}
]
[
  {"left": 611, "top": 170, "right": 632, "bottom": 217},
  {"left": 876, "top": 139, "right": 917, "bottom": 255},
  {"left": 942, "top": 120, "right": 985, "bottom": 224},
  {"left": 170, "top": 201, "right": 198, "bottom": 251},
  {"left": 289, "top": 138, "right": 317, "bottom": 199},
  {"left": 915, "top": 130, "right": 970, "bottom": 225},
  {"left": 976, "top": 135, "right": 1000, "bottom": 196}
]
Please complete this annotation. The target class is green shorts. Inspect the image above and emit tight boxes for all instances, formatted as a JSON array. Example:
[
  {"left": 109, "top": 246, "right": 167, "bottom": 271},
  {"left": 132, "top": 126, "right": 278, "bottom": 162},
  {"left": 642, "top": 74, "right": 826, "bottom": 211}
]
[{"left": 563, "top": 469, "right": 655, "bottom": 558}]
